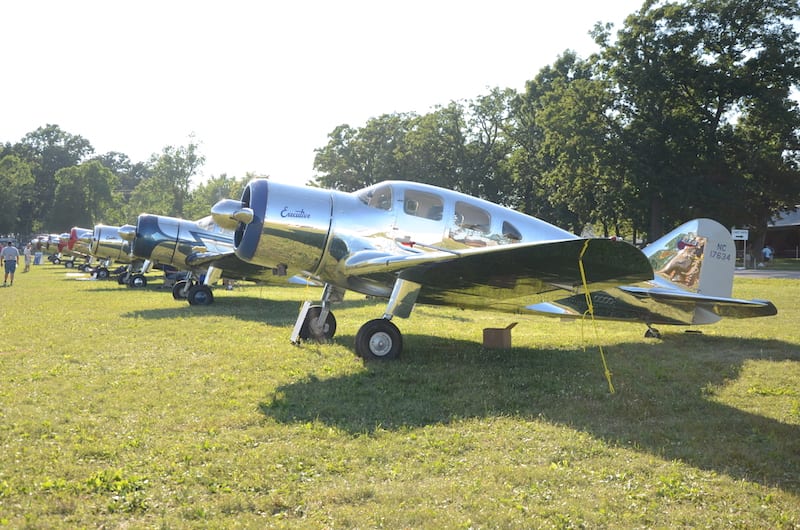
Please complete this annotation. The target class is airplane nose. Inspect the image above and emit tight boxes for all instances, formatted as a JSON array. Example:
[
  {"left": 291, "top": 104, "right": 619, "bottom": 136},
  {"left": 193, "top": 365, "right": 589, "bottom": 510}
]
[
  {"left": 211, "top": 199, "right": 254, "bottom": 230},
  {"left": 118, "top": 225, "right": 136, "bottom": 242},
  {"left": 130, "top": 215, "right": 164, "bottom": 260}
]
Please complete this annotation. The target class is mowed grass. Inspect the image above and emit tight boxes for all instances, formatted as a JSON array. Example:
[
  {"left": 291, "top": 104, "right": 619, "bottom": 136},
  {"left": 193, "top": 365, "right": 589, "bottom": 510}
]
[{"left": 1, "top": 262, "right": 798, "bottom": 529}]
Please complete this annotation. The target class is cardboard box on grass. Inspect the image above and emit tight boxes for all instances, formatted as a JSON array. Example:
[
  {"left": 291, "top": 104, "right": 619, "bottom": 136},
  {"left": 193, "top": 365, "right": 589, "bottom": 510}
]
[{"left": 482, "top": 322, "right": 518, "bottom": 349}]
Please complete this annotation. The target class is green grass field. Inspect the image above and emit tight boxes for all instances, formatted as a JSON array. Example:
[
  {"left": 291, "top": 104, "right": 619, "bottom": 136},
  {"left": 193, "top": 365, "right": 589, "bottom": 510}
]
[{"left": 1, "top": 263, "right": 798, "bottom": 528}]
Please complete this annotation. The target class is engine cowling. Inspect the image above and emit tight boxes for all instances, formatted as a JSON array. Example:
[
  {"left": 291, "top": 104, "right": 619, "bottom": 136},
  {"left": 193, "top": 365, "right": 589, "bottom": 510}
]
[
  {"left": 69, "top": 227, "right": 93, "bottom": 256},
  {"left": 228, "top": 179, "right": 334, "bottom": 275},
  {"left": 91, "top": 224, "right": 130, "bottom": 262},
  {"left": 131, "top": 214, "right": 181, "bottom": 264}
]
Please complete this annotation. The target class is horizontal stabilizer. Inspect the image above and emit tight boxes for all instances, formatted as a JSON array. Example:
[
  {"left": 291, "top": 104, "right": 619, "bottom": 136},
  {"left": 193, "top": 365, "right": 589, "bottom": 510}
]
[
  {"left": 620, "top": 286, "right": 778, "bottom": 320},
  {"left": 525, "top": 285, "right": 777, "bottom": 326}
]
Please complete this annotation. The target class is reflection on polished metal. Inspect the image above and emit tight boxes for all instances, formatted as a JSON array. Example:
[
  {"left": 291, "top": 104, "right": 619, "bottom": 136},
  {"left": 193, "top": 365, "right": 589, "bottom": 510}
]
[
  {"left": 90, "top": 224, "right": 132, "bottom": 263},
  {"left": 211, "top": 199, "right": 254, "bottom": 230},
  {"left": 212, "top": 179, "right": 777, "bottom": 360}
]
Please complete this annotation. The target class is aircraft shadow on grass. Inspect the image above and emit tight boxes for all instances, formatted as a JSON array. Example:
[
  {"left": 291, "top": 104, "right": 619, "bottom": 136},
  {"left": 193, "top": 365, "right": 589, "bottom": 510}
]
[
  {"left": 118, "top": 295, "right": 375, "bottom": 325},
  {"left": 259, "top": 334, "right": 800, "bottom": 494}
]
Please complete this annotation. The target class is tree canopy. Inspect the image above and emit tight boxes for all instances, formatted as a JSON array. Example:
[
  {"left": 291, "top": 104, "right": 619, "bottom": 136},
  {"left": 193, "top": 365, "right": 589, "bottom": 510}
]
[{"left": 2, "top": 0, "right": 798, "bottom": 252}]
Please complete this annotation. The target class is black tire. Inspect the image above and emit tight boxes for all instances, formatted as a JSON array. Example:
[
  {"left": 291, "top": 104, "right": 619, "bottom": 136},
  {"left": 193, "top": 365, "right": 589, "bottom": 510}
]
[
  {"left": 64, "top": 260, "right": 74, "bottom": 269},
  {"left": 187, "top": 284, "right": 214, "bottom": 306},
  {"left": 128, "top": 273, "right": 147, "bottom": 288},
  {"left": 96, "top": 267, "right": 110, "bottom": 280},
  {"left": 299, "top": 305, "right": 337, "bottom": 341},
  {"left": 117, "top": 272, "right": 129, "bottom": 285},
  {"left": 355, "top": 319, "right": 402, "bottom": 360},
  {"left": 172, "top": 280, "right": 190, "bottom": 300},
  {"left": 644, "top": 327, "right": 661, "bottom": 339}
]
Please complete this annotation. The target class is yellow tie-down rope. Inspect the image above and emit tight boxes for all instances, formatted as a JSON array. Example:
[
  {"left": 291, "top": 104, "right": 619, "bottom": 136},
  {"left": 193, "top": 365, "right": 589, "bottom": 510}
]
[{"left": 578, "top": 239, "right": 615, "bottom": 394}]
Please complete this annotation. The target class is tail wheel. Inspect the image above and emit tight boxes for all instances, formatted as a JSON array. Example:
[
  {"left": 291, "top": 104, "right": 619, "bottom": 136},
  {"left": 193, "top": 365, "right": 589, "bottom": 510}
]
[
  {"left": 355, "top": 319, "right": 402, "bottom": 361},
  {"left": 299, "top": 305, "right": 337, "bottom": 341},
  {"left": 187, "top": 284, "right": 214, "bottom": 306}
]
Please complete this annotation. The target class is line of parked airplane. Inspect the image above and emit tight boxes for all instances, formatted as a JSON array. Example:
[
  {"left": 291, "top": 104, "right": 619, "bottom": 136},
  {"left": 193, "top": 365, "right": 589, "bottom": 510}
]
[{"left": 50, "top": 179, "right": 777, "bottom": 360}]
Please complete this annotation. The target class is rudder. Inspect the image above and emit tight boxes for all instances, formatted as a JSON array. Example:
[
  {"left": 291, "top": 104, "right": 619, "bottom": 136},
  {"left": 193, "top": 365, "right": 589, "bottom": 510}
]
[{"left": 643, "top": 218, "right": 735, "bottom": 298}]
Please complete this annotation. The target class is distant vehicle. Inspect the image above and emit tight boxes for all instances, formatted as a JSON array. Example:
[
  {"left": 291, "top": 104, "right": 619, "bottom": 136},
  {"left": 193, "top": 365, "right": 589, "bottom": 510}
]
[{"left": 211, "top": 179, "right": 777, "bottom": 360}]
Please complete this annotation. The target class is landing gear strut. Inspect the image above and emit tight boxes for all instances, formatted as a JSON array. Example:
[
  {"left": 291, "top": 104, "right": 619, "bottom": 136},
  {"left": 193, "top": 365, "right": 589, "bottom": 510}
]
[
  {"left": 291, "top": 284, "right": 344, "bottom": 344},
  {"left": 644, "top": 324, "right": 661, "bottom": 339},
  {"left": 172, "top": 279, "right": 193, "bottom": 299},
  {"left": 299, "top": 305, "right": 337, "bottom": 341}
]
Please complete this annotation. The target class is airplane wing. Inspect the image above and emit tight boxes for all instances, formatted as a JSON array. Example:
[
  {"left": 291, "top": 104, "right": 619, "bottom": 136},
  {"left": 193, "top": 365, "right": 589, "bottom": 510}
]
[
  {"left": 186, "top": 250, "right": 283, "bottom": 282},
  {"left": 525, "top": 285, "right": 778, "bottom": 325},
  {"left": 343, "top": 238, "right": 653, "bottom": 313}
]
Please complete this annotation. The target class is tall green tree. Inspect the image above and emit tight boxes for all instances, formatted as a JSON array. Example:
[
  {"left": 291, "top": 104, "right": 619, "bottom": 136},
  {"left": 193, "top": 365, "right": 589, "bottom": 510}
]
[
  {"left": 593, "top": 0, "right": 800, "bottom": 239},
  {"left": 49, "top": 161, "right": 119, "bottom": 229},
  {"left": 183, "top": 174, "right": 250, "bottom": 220},
  {"left": 129, "top": 139, "right": 204, "bottom": 217},
  {"left": 314, "top": 114, "right": 415, "bottom": 191},
  {"left": 11, "top": 124, "right": 94, "bottom": 232},
  {"left": 401, "top": 103, "right": 467, "bottom": 190},
  {"left": 92, "top": 151, "right": 152, "bottom": 202},
  {"left": 0, "top": 155, "right": 35, "bottom": 234},
  {"left": 537, "top": 53, "right": 640, "bottom": 236}
]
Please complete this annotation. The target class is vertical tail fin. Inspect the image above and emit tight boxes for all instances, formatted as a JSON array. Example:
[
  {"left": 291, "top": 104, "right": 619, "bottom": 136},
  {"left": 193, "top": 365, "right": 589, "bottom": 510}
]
[{"left": 643, "top": 218, "right": 735, "bottom": 298}]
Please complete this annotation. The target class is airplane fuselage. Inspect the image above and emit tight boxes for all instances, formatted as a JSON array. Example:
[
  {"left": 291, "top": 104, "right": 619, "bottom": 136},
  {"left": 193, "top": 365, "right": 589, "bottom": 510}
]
[{"left": 232, "top": 180, "right": 578, "bottom": 298}]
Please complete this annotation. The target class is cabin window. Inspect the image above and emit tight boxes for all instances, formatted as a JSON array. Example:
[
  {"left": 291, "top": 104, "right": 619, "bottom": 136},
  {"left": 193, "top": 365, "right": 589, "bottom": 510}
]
[
  {"left": 454, "top": 201, "right": 490, "bottom": 234},
  {"left": 358, "top": 184, "right": 393, "bottom": 211},
  {"left": 502, "top": 221, "right": 522, "bottom": 242},
  {"left": 403, "top": 190, "right": 443, "bottom": 221}
]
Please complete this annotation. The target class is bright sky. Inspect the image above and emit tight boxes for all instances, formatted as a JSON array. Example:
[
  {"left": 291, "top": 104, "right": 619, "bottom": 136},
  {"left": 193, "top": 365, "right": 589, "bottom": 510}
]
[{"left": 3, "top": 0, "right": 644, "bottom": 187}]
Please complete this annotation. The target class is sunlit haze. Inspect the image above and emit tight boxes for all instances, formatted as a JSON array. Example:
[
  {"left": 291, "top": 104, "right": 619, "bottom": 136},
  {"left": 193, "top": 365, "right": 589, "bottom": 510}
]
[{"left": 3, "top": 0, "right": 644, "bottom": 186}]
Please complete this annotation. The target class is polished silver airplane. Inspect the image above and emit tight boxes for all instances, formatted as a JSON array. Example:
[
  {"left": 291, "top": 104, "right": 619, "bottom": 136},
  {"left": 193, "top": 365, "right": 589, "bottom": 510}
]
[
  {"left": 118, "top": 213, "right": 291, "bottom": 304},
  {"left": 83, "top": 224, "right": 145, "bottom": 281},
  {"left": 209, "top": 179, "right": 777, "bottom": 360}
]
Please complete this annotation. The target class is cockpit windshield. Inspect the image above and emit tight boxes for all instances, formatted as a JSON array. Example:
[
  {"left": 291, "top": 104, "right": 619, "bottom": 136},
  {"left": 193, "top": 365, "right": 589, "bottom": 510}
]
[{"left": 356, "top": 184, "right": 393, "bottom": 211}]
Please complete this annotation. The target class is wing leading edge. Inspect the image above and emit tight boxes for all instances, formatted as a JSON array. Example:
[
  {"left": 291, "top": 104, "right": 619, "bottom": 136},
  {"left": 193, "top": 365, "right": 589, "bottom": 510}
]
[{"left": 344, "top": 238, "right": 654, "bottom": 313}]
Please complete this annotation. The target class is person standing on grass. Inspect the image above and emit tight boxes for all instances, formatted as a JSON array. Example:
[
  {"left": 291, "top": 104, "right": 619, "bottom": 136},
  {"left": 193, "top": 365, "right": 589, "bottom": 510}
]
[
  {"left": 2, "top": 243, "right": 20, "bottom": 286},
  {"left": 23, "top": 244, "right": 32, "bottom": 272}
]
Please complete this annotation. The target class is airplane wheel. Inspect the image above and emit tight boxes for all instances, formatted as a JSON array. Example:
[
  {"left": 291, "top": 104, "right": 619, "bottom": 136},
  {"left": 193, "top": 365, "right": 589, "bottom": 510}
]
[
  {"left": 128, "top": 273, "right": 147, "bottom": 288},
  {"left": 187, "top": 284, "right": 214, "bottom": 306},
  {"left": 52, "top": 257, "right": 61, "bottom": 265},
  {"left": 65, "top": 261, "right": 74, "bottom": 269},
  {"left": 644, "top": 327, "right": 661, "bottom": 339},
  {"left": 96, "top": 267, "right": 110, "bottom": 280},
  {"left": 172, "top": 280, "right": 190, "bottom": 300},
  {"left": 355, "top": 319, "right": 402, "bottom": 361},
  {"left": 117, "top": 272, "right": 129, "bottom": 285},
  {"left": 299, "top": 305, "right": 337, "bottom": 341}
]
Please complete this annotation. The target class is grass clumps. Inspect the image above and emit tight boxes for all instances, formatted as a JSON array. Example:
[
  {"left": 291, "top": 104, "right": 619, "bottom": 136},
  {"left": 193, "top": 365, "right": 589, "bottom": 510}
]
[{"left": 0, "top": 264, "right": 798, "bottom": 527}]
